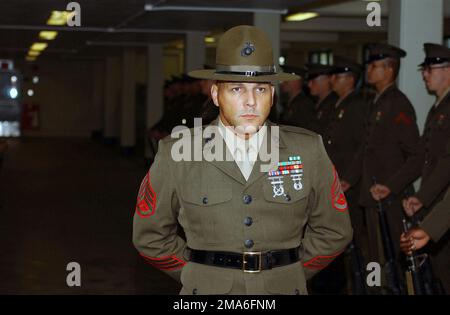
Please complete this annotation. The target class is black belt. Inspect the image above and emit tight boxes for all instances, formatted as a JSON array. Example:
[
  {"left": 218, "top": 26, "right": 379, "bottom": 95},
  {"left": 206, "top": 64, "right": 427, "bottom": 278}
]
[{"left": 188, "top": 247, "right": 300, "bottom": 273}]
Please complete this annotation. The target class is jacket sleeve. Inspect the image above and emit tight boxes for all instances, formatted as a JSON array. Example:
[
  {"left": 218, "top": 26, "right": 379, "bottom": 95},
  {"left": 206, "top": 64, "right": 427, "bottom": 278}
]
[
  {"left": 420, "top": 187, "right": 450, "bottom": 242},
  {"left": 416, "top": 139, "right": 450, "bottom": 207},
  {"left": 132, "top": 139, "right": 187, "bottom": 282},
  {"left": 385, "top": 137, "right": 424, "bottom": 194},
  {"left": 342, "top": 143, "right": 364, "bottom": 187},
  {"left": 300, "top": 135, "right": 353, "bottom": 280}
]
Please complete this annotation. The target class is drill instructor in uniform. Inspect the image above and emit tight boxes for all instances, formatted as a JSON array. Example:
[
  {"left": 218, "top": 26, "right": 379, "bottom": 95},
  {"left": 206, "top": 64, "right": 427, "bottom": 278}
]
[{"left": 132, "top": 25, "right": 353, "bottom": 295}]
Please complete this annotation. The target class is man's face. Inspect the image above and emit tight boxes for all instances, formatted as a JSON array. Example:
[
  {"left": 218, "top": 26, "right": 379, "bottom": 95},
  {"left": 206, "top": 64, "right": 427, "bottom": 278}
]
[
  {"left": 211, "top": 81, "right": 274, "bottom": 135},
  {"left": 331, "top": 73, "right": 353, "bottom": 96},
  {"left": 281, "top": 79, "right": 302, "bottom": 94},
  {"left": 307, "top": 75, "right": 331, "bottom": 97},
  {"left": 367, "top": 59, "right": 389, "bottom": 85},
  {"left": 422, "top": 64, "right": 450, "bottom": 93}
]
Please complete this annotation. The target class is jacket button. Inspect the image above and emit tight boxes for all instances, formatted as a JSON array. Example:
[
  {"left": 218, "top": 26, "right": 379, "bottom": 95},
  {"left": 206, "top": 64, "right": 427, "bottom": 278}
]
[
  {"left": 327, "top": 140, "right": 332, "bottom": 145},
  {"left": 244, "top": 217, "right": 253, "bottom": 226},
  {"left": 192, "top": 288, "right": 197, "bottom": 295},
  {"left": 202, "top": 197, "right": 208, "bottom": 205},
  {"left": 243, "top": 194, "right": 252, "bottom": 204},
  {"left": 285, "top": 194, "right": 291, "bottom": 202},
  {"left": 244, "top": 239, "right": 254, "bottom": 248}
]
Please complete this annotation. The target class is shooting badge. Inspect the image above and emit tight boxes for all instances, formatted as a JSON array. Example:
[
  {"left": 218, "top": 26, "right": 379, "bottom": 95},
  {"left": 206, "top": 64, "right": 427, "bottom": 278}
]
[{"left": 268, "top": 155, "right": 304, "bottom": 198}]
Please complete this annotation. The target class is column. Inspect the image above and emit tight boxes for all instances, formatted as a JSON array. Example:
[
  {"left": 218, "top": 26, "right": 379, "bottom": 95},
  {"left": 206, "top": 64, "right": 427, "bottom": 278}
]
[
  {"left": 146, "top": 44, "right": 164, "bottom": 159},
  {"left": 254, "top": 12, "right": 282, "bottom": 118},
  {"left": 103, "top": 57, "right": 121, "bottom": 144},
  {"left": 91, "top": 61, "right": 104, "bottom": 139},
  {"left": 389, "top": 0, "right": 444, "bottom": 133},
  {"left": 185, "top": 31, "right": 206, "bottom": 73},
  {"left": 120, "top": 48, "right": 136, "bottom": 154}
]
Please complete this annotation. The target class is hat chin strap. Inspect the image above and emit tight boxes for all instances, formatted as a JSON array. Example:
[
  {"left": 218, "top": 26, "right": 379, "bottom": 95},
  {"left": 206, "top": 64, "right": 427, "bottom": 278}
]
[{"left": 216, "top": 64, "right": 277, "bottom": 75}]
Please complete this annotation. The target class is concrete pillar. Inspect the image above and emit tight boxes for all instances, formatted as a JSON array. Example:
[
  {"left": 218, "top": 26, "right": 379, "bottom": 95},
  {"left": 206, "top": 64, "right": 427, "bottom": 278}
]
[
  {"left": 185, "top": 31, "right": 206, "bottom": 73},
  {"left": 120, "top": 49, "right": 136, "bottom": 153},
  {"left": 103, "top": 57, "right": 121, "bottom": 143},
  {"left": 91, "top": 61, "right": 104, "bottom": 138},
  {"left": 389, "top": 0, "right": 444, "bottom": 133},
  {"left": 146, "top": 44, "right": 164, "bottom": 159},
  {"left": 254, "top": 12, "right": 282, "bottom": 118}
]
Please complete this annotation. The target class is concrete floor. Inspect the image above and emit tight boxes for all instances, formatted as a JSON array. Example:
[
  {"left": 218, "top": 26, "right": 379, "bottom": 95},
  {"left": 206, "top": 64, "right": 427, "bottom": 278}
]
[{"left": 0, "top": 138, "right": 180, "bottom": 294}]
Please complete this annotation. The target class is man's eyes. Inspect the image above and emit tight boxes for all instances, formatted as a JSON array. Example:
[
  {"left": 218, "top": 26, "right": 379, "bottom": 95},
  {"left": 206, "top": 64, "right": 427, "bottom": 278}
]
[{"left": 229, "top": 87, "right": 267, "bottom": 93}]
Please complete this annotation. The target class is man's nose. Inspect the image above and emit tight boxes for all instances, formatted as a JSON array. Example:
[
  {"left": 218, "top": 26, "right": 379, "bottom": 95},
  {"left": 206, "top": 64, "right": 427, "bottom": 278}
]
[{"left": 246, "top": 90, "right": 257, "bottom": 107}]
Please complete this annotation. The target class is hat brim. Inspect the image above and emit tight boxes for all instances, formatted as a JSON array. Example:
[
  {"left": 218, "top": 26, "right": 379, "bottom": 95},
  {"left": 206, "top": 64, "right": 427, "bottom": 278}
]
[{"left": 188, "top": 69, "right": 300, "bottom": 82}]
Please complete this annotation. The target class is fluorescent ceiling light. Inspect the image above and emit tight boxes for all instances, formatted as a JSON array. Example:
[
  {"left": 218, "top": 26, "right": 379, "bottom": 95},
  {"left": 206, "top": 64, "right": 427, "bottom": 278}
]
[
  {"left": 25, "top": 56, "right": 37, "bottom": 62},
  {"left": 204, "top": 37, "right": 215, "bottom": 43},
  {"left": 39, "top": 31, "right": 58, "bottom": 40},
  {"left": 30, "top": 42, "right": 48, "bottom": 51},
  {"left": 28, "top": 50, "right": 41, "bottom": 57},
  {"left": 286, "top": 12, "right": 319, "bottom": 22},
  {"left": 46, "top": 11, "right": 74, "bottom": 26}
]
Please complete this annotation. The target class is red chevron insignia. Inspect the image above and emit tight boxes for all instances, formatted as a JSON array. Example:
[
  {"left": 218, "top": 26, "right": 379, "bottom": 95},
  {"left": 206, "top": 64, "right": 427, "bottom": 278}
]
[
  {"left": 330, "top": 166, "right": 348, "bottom": 212},
  {"left": 303, "top": 251, "right": 343, "bottom": 270},
  {"left": 135, "top": 172, "right": 156, "bottom": 218},
  {"left": 139, "top": 253, "right": 186, "bottom": 271},
  {"left": 394, "top": 112, "right": 412, "bottom": 125}
]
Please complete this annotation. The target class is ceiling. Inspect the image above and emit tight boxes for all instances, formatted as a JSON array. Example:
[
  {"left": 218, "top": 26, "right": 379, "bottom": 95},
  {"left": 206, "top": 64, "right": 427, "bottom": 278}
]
[{"left": 0, "top": 0, "right": 448, "bottom": 61}]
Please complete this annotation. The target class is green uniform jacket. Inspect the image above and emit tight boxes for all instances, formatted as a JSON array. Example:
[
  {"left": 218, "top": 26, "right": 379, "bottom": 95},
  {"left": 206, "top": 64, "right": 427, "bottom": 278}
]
[
  {"left": 344, "top": 85, "right": 420, "bottom": 207},
  {"left": 307, "top": 91, "right": 339, "bottom": 137},
  {"left": 133, "top": 119, "right": 353, "bottom": 295},
  {"left": 323, "top": 91, "right": 367, "bottom": 177},
  {"left": 279, "top": 91, "right": 315, "bottom": 129},
  {"left": 385, "top": 93, "right": 450, "bottom": 208},
  {"left": 421, "top": 187, "right": 450, "bottom": 242}
]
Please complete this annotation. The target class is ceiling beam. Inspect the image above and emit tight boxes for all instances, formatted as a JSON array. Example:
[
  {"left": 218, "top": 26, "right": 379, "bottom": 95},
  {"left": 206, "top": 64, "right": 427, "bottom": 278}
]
[{"left": 288, "top": 0, "right": 355, "bottom": 14}]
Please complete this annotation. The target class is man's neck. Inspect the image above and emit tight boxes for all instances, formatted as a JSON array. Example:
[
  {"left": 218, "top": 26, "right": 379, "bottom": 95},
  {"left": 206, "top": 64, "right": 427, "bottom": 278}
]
[
  {"left": 317, "top": 90, "right": 332, "bottom": 103},
  {"left": 289, "top": 88, "right": 302, "bottom": 101},
  {"left": 436, "top": 84, "right": 450, "bottom": 101},
  {"left": 336, "top": 88, "right": 354, "bottom": 107},
  {"left": 375, "top": 80, "right": 394, "bottom": 94},
  {"left": 337, "top": 88, "right": 354, "bottom": 101}
]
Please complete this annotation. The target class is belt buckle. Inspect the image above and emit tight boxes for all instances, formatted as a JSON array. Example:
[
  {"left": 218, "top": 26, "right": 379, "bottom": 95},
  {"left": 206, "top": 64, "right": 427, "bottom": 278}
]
[{"left": 242, "top": 251, "right": 262, "bottom": 273}]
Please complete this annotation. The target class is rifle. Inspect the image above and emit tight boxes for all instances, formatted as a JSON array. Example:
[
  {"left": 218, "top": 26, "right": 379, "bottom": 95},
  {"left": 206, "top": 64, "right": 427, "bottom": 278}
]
[
  {"left": 403, "top": 215, "right": 443, "bottom": 295},
  {"left": 345, "top": 239, "right": 367, "bottom": 294},
  {"left": 372, "top": 177, "right": 404, "bottom": 295},
  {"left": 402, "top": 218, "right": 426, "bottom": 295}
]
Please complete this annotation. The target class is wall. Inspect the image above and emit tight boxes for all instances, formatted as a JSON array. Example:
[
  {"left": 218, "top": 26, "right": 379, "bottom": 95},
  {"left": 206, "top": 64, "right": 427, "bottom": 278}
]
[{"left": 19, "top": 59, "right": 96, "bottom": 138}]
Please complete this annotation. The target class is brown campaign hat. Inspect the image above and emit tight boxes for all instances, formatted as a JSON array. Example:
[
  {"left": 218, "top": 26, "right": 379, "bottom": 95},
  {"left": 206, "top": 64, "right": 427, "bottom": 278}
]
[
  {"left": 188, "top": 25, "right": 299, "bottom": 83},
  {"left": 331, "top": 56, "right": 363, "bottom": 76},
  {"left": 280, "top": 65, "right": 307, "bottom": 79},
  {"left": 366, "top": 43, "right": 407, "bottom": 64},
  {"left": 419, "top": 43, "right": 450, "bottom": 67},
  {"left": 305, "top": 63, "right": 334, "bottom": 81}
]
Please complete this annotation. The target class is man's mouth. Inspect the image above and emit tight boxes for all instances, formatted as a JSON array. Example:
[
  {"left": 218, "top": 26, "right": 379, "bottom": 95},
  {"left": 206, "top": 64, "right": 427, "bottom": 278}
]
[{"left": 240, "top": 114, "right": 258, "bottom": 119}]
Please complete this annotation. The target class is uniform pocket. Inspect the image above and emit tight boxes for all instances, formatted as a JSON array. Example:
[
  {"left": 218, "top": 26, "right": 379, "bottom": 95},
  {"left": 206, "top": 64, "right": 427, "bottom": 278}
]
[
  {"left": 180, "top": 262, "right": 234, "bottom": 295},
  {"left": 178, "top": 177, "right": 233, "bottom": 245},
  {"left": 263, "top": 262, "right": 308, "bottom": 295}
]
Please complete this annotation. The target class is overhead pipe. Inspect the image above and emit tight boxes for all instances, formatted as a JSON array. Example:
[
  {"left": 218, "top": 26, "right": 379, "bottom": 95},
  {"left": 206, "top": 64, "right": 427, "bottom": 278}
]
[{"left": 144, "top": 4, "right": 288, "bottom": 14}]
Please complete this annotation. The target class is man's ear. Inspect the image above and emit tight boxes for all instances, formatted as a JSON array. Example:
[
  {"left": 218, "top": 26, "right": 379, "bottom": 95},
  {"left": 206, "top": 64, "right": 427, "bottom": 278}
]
[
  {"left": 211, "top": 83, "right": 220, "bottom": 107},
  {"left": 270, "top": 85, "right": 276, "bottom": 107}
]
